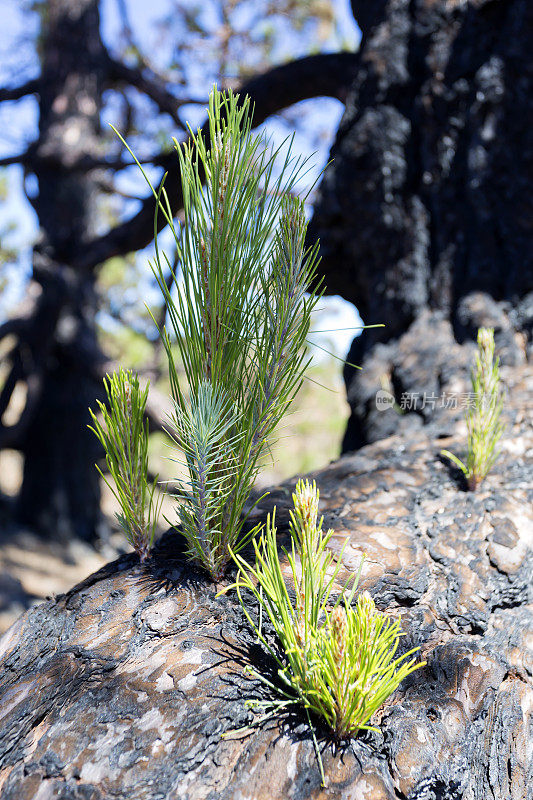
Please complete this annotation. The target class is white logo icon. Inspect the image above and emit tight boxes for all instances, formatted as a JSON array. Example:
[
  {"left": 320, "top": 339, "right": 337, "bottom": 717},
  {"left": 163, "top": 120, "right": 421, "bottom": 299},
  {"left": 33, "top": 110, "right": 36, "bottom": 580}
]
[{"left": 375, "top": 389, "right": 394, "bottom": 411}]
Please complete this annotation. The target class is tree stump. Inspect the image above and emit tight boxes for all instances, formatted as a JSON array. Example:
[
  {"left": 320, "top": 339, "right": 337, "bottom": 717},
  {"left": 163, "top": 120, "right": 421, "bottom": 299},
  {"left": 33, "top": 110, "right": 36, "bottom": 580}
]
[{"left": 0, "top": 365, "right": 531, "bottom": 799}]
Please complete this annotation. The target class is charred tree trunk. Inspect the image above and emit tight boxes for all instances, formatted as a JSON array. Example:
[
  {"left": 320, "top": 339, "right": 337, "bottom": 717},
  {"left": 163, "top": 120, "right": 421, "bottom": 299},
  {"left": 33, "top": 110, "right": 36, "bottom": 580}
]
[
  {"left": 0, "top": 362, "right": 531, "bottom": 798},
  {"left": 16, "top": 0, "right": 107, "bottom": 539},
  {"left": 309, "top": 0, "right": 533, "bottom": 452}
]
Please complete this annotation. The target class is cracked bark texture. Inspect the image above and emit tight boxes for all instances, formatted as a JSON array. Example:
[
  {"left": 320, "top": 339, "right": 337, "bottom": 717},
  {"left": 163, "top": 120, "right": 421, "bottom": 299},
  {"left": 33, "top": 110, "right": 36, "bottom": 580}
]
[
  {"left": 0, "top": 363, "right": 531, "bottom": 799},
  {"left": 308, "top": 0, "right": 533, "bottom": 452}
]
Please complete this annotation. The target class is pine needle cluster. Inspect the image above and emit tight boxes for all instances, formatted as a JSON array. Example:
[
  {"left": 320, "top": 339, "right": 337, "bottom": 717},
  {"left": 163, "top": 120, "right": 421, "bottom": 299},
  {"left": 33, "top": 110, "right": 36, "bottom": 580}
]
[
  {"left": 117, "top": 88, "right": 321, "bottom": 579},
  {"left": 89, "top": 369, "right": 162, "bottom": 560},
  {"left": 224, "top": 480, "right": 424, "bottom": 782},
  {"left": 442, "top": 327, "right": 504, "bottom": 490}
]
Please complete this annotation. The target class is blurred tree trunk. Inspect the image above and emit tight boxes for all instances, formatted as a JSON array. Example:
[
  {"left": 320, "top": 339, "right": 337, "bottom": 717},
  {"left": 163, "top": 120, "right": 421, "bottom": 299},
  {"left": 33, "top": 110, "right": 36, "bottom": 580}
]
[
  {"left": 309, "top": 0, "right": 533, "bottom": 451},
  {"left": 16, "top": 0, "right": 106, "bottom": 539}
]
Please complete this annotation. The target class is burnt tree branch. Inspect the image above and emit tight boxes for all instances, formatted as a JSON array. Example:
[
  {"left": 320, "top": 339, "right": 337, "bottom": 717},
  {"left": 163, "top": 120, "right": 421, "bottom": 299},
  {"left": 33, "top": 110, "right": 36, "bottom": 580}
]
[
  {"left": 0, "top": 150, "right": 32, "bottom": 167},
  {"left": 107, "top": 57, "right": 200, "bottom": 129},
  {"left": 0, "top": 78, "right": 41, "bottom": 103},
  {"left": 75, "top": 51, "right": 360, "bottom": 271}
]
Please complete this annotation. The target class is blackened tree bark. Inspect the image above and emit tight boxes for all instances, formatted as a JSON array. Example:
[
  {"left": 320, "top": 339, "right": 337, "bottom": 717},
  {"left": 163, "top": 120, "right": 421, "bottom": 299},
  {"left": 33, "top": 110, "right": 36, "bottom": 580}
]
[
  {"left": 1, "top": 366, "right": 532, "bottom": 798},
  {"left": 309, "top": 0, "right": 533, "bottom": 451},
  {"left": 12, "top": 0, "right": 108, "bottom": 540}
]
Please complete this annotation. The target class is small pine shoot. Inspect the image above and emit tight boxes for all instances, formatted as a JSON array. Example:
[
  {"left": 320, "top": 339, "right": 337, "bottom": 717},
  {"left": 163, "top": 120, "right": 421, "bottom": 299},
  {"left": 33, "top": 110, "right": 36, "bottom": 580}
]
[
  {"left": 167, "top": 381, "right": 243, "bottom": 579},
  {"left": 116, "top": 87, "right": 322, "bottom": 580},
  {"left": 442, "top": 327, "right": 504, "bottom": 490},
  {"left": 89, "top": 369, "right": 162, "bottom": 560},
  {"left": 222, "top": 480, "right": 425, "bottom": 784}
]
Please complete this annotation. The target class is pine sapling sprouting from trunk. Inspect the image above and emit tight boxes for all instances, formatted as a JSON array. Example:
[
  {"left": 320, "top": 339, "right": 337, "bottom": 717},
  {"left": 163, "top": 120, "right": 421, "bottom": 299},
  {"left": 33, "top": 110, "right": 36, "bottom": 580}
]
[
  {"left": 221, "top": 480, "right": 425, "bottom": 785},
  {"left": 441, "top": 327, "right": 504, "bottom": 490},
  {"left": 115, "top": 87, "right": 322, "bottom": 580},
  {"left": 89, "top": 369, "right": 162, "bottom": 560}
]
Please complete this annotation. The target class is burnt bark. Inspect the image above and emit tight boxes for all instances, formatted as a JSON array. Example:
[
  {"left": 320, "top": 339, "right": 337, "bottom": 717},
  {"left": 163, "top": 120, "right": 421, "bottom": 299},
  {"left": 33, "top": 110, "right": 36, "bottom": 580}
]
[
  {"left": 0, "top": 360, "right": 531, "bottom": 799},
  {"left": 11, "top": 0, "right": 108, "bottom": 539},
  {"left": 14, "top": 263, "right": 105, "bottom": 541},
  {"left": 309, "top": 0, "right": 533, "bottom": 451}
]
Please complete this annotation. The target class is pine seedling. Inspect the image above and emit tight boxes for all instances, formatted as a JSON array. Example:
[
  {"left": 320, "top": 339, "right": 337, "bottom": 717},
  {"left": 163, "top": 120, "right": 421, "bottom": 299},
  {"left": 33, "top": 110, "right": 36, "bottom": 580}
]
[
  {"left": 116, "top": 88, "right": 322, "bottom": 580},
  {"left": 223, "top": 480, "right": 424, "bottom": 783},
  {"left": 89, "top": 369, "right": 162, "bottom": 560},
  {"left": 168, "top": 381, "right": 243, "bottom": 579},
  {"left": 442, "top": 327, "right": 504, "bottom": 490}
]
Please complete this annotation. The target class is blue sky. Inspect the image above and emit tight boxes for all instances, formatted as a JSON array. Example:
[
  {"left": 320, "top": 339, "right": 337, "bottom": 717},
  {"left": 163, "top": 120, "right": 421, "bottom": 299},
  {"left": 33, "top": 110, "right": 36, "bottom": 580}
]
[{"left": 0, "top": 0, "right": 363, "bottom": 357}]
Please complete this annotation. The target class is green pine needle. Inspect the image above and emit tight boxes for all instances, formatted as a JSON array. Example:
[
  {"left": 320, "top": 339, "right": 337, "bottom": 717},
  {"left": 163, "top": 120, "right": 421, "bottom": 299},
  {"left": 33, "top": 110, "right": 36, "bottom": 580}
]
[
  {"left": 441, "top": 327, "right": 504, "bottom": 490},
  {"left": 89, "top": 369, "right": 162, "bottom": 560},
  {"left": 120, "top": 87, "right": 323, "bottom": 579},
  {"left": 220, "top": 480, "right": 425, "bottom": 783}
]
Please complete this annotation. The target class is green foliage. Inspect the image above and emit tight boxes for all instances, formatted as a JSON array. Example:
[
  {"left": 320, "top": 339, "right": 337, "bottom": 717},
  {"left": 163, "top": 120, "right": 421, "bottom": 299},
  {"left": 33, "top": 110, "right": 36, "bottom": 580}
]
[
  {"left": 442, "top": 327, "right": 504, "bottom": 490},
  {"left": 167, "top": 381, "right": 244, "bottom": 578},
  {"left": 89, "top": 369, "right": 162, "bottom": 560},
  {"left": 117, "top": 87, "right": 321, "bottom": 580},
  {"left": 223, "top": 480, "right": 425, "bottom": 783}
]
